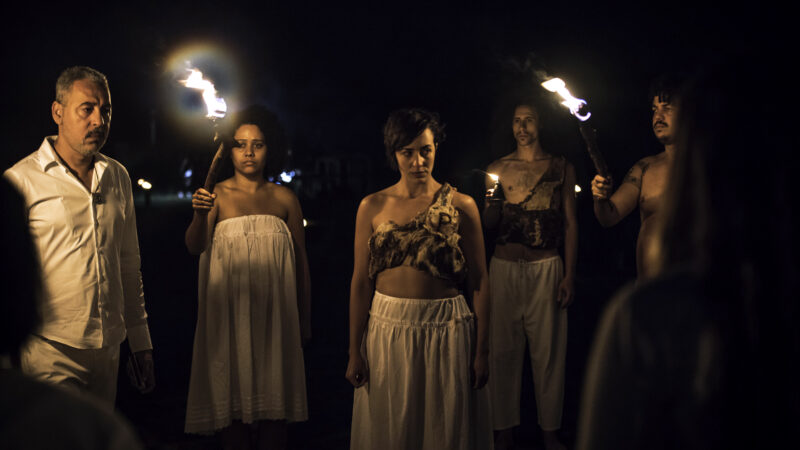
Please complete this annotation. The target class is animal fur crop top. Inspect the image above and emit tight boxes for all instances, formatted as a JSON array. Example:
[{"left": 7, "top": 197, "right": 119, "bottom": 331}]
[
  {"left": 368, "top": 183, "right": 467, "bottom": 283},
  {"left": 496, "top": 156, "right": 566, "bottom": 250}
]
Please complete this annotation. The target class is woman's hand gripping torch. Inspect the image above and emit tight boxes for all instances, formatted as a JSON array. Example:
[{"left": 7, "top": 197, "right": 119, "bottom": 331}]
[
  {"left": 541, "top": 78, "right": 610, "bottom": 179},
  {"left": 180, "top": 68, "right": 230, "bottom": 193}
]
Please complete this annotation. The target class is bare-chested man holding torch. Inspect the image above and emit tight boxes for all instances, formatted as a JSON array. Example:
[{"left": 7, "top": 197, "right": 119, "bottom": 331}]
[{"left": 591, "top": 75, "right": 683, "bottom": 279}]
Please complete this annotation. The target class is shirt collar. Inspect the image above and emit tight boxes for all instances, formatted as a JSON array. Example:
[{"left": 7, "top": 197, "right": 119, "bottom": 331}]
[{"left": 37, "top": 136, "right": 109, "bottom": 173}]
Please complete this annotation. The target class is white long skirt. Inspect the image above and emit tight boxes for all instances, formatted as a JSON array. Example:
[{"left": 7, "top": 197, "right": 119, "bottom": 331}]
[
  {"left": 350, "top": 292, "right": 493, "bottom": 449},
  {"left": 185, "top": 215, "right": 308, "bottom": 434}
]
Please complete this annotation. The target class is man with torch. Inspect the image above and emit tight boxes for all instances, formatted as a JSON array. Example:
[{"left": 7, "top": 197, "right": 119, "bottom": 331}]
[
  {"left": 589, "top": 74, "right": 684, "bottom": 279},
  {"left": 4, "top": 66, "right": 155, "bottom": 404},
  {"left": 482, "top": 99, "right": 577, "bottom": 450}
]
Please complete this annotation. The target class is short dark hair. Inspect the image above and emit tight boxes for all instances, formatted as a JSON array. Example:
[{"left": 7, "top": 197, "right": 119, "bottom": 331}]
[
  {"left": 55, "top": 66, "right": 109, "bottom": 104},
  {"left": 383, "top": 108, "right": 446, "bottom": 170},
  {"left": 228, "top": 105, "right": 288, "bottom": 179},
  {"left": 648, "top": 73, "right": 686, "bottom": 105}
]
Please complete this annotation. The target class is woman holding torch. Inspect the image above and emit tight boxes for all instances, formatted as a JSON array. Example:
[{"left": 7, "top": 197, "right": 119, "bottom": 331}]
[
  {"left": 184, "top": 105, "right": 310, "bottom": 449},
  {"left": 346, "top": 108, "right": 493, "bottom": 449}
]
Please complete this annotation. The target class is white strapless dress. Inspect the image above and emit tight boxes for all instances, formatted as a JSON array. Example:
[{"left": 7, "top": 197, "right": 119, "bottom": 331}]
[{"left": 185, "top": 215, "right": 308, "bottom": 433}]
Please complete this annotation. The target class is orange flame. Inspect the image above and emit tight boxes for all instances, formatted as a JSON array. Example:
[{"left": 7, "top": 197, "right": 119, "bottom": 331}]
[
  {"left": 180, "top": 68, "right": 227, "bottom": 119},
  {"left": 541, "top": 77, "right": 591, "bottom": 121}
]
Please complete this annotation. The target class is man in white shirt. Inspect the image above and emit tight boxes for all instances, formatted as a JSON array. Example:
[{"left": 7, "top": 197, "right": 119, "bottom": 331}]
[{"left": 4, "top": 66, "right": 154, "bottom": 404}]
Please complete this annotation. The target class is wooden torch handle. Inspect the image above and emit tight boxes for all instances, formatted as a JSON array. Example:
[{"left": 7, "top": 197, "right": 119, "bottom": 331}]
[
  {"left": 578, "top": 121, "right": 610, "bottom": 178},
  {"left": 203, "top": 141, "right": 228, "bottom": 193}
]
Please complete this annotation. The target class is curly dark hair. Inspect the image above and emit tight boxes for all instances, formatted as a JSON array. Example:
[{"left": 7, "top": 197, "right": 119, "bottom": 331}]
[
  {"left": 383, "top": 108, "right": 446, "bottom": 170},
  {"left": 226, "top": 105, "right": 288, "bottom": 179}
]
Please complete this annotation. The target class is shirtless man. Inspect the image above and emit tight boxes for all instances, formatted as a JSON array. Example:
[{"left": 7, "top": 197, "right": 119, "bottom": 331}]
[
  {"left": 483, "top": 101, "right": 577, "bottom": 450},
  {"left": 591, "top": 75, "right": 682, "bottom": 278}
]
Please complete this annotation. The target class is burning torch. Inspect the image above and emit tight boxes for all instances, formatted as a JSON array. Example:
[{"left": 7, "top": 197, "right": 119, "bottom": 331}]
[
  {"left": 540, "top": 78, "right": 610, "bottom": 178},
  {"left": 471, "top": 169, "right": 504, "bottom": 202},
  {"left": 180, "top": 67, "right": 229, "bottom": 192},
  {"left": 486, "top": 172, "right": 502, "bottom": 199}
]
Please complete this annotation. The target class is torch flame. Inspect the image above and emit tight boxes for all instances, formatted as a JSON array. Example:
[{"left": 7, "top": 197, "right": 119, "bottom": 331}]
[
  {"left": 180, "top": 68, "right": 227, "bottom": 119},
  {"left": 488, "top": 173, "right": 499, "bottom": 182},
  {"left": 541, "top": 77, "right": 591, "bottom": 122}
]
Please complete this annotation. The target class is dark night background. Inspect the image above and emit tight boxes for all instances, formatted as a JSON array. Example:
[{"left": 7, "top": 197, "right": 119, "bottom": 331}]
[{"left": 1, "top": 2, "right": 787, "bottom": 449}]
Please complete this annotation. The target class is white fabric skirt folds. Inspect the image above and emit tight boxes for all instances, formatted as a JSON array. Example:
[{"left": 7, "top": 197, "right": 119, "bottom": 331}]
[
  {"left": 351, "top": 292, "right": 493, "bottom": 449},
  {"left": 185, "top": 215, "right": 308, "bottom": 434}
]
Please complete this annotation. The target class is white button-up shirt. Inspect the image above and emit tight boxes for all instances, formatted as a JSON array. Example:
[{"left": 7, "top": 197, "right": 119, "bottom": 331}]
[{"left": 4, "top": 137, "right": 152, "bottom": 351}]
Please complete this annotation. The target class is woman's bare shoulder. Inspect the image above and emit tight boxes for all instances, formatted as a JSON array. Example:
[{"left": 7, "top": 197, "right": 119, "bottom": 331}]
[
  {"left": 214, "top": 177, "right": 235, "bottom": 188},
  {"left": 358, "top": 189, "right": 387, "bottom": 212},
  {"left": 268, "top": 182, "right": 299, "bottom": 202},
  {"left": 451, "top": 190, "right": 478, "bottom": 213},
  {"left": 211, "top": 178, "right": 235, "bottom": 197}
]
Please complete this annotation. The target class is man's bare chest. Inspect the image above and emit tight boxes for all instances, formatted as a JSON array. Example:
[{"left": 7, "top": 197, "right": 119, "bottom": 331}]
[
  {"left": 640, "top": 163, "right": 669, "bottom": 217},
  {"left": 499, "top": 164, "right": 549, "bottom": 203}
]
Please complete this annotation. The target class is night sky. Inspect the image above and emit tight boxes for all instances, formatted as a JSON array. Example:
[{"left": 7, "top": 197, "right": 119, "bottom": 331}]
[{"left": 2, "top": 3, "right": 784, "bottom": 179}]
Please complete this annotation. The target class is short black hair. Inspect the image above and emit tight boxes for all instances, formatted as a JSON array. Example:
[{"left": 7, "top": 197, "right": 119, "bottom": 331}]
[
  {"left": 383, "top": 108, "right": 446, "bottom": 170},
  {"left": 649, "top": 73, "right": 686, "bottom": 105},
  {"left": 228, "top": 105, "right": 288, "bottom": 179}
]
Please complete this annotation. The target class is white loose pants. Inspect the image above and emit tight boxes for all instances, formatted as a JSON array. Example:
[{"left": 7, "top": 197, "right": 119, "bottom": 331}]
[
  {"left": 489, "top": 256, "right": 567, "bottom": 431},
  {"left": 350, "top": 292, "right": 493, "bottom": 450},
  {"left": 20, "top": 335, "right": 120, "bottom": 405}
]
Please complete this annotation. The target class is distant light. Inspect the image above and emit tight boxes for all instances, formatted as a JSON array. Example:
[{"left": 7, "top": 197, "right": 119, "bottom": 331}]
[
  {"left": 137, "top": 178, "right": 153, "bottom": 190},
  {"left": 280, "top": 170, "right": 296, "bottom": 183},
  {"left": 178, "top": 191, "right": 185, "bottom": 199},
  {"left": 574, "top": 184, "right": 582, "bottom": 193},
  {"left": 184, "top": 169, "right": 193, "bottom": 178},
  {"left": 303, "top": 218, "right": 308, "bottom": 227}
]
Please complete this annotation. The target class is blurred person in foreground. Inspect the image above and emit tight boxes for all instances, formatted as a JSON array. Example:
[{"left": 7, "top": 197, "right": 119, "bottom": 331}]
[
  {"left": 0, "top": 177, "right": 144, "bottom": 450},
  {"left": 577, "top": 51, "right": 798, "bottom": 449}
]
